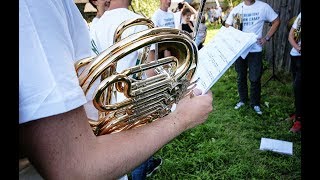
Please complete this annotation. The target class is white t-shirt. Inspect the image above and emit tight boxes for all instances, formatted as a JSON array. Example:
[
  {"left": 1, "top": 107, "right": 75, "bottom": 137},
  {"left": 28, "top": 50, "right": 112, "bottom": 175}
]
[
  {"left": 213, "top": 7, "right": 222, "bottom": 18},
  {"left": 89, "top": 17, "right": 101, "bottom": 56},
  {"left": 89, "top": 17, "right": 100, "bottom": 46},
  {"left": 209, "top": 8, "right": 215, "bottom": 21},
  {"left": 150, "top": 9, "right": 175, "bottom": 51},
  {"left": 19, "top": 0, "right": 91, "bottom": 124},
  {"left": 290, "top": 13, "right": 301, "bottom": 56},
  {"left": 225, "top": 1, "right": 278, "bottom": 52},
  {"left": 90, "top": 17, "right": 100, "bottom": 31},
  {"left": 86, "top": 8, "right": 147, "bottom": 120},
  {"left": 174, "top": 11, "right": 182, "bottom": 29},
  {"left": 152, "top": 9, "right": 175, "bottom": 28}
]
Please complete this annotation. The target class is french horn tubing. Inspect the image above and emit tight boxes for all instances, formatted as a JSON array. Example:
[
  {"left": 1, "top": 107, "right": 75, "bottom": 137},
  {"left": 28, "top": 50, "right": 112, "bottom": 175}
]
[
  {"left": 293, "top": 17, "right": 301, "bottom": 43},
  {"left": 75, "top": 23, "right": 198, "bottom": 135}
]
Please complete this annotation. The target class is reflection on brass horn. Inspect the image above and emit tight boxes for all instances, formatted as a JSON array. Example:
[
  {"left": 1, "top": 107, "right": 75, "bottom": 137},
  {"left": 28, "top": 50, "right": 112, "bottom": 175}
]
[
  {"left": 75, "top": 19, "right": 198, "bottom": 135},
  {"left": 233, "top": 13, "right": 243, "bottom": 31},
  {"left": 293, "top": 17, "right": 301, "bottom": 43}
]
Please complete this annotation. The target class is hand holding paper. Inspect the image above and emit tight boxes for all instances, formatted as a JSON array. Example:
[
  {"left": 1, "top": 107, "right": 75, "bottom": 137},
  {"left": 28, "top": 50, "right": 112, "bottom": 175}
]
[{"left": 191, "top": 26, "right": 258, "bottom": 94}]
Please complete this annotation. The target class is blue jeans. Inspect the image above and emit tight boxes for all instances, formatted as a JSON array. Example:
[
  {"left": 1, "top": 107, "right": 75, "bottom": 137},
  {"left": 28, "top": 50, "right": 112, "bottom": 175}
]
[
  {"left": 131, "top": 157, "right": 152, "bottom": 180},
  {"left": 235, "top": 52, "right": 263, "bottom": 107},
  {"left": 195, "top": 36, "right": 201, "bottom": 47}
]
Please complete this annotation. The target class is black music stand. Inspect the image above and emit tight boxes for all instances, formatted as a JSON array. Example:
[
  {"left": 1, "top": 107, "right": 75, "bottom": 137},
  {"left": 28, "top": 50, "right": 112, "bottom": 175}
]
[
  {"left": 263, "top": 54, "right": 284, "bottom": 87},
  {"left": 263, "top": 34, "right": 284, "bottom": 87},
  {"left": 263, "top": 10, "right": 285, "bottom": 87}
]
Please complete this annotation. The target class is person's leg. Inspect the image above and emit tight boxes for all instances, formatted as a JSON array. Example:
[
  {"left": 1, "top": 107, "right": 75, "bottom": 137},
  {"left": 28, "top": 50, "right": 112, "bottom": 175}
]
[
  {"left": 145, "top": 157, "right": 162, "bottom": 177},
  {"left": 289, "top": 55, "right": 302, "bottom": 132},
  {"left": 131, "top": 158, "right": 151, "bottom": 180},
  {"left": 248, "top": 52, "right": 263, "bottom": 107},
  {"left": 195, "top": 36, "right": 201, "bottom": 47},
  {"left": 198, "top": 43, "right": 203, "bottom": 50},
  {"left": 292, "top": 56, "right": 302, "bottom": 118},
  {"left": 235, "top": 56, "right": 248, "bottom": 104},
  {"left": 286, "top": 55, "right": 298, "bottom": 120}
]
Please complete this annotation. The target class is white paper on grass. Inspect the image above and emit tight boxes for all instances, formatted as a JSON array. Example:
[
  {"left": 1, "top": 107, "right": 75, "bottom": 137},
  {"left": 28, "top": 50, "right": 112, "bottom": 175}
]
[
  {"left": 259, "top": 137, "right": 293, "bottom": 155},
  {"left": 191, "top": 26, "right": 258, "bottom": 94}
]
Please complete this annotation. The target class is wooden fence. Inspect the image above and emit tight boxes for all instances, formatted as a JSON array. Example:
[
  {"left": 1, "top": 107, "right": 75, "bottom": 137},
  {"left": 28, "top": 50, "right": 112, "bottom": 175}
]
[{"left": 261, "top": 0, "right": 301, "bottom": 72}]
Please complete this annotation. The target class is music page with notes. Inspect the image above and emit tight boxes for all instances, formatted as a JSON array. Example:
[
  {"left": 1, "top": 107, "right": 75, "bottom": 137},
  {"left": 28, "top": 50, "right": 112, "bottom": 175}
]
[{"left": 191, "top": 26, "right": 258, "bottom": 94}]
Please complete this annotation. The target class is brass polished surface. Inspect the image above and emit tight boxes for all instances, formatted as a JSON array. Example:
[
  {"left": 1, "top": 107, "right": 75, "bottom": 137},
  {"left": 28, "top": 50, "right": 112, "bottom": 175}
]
[
  {"left": 75, "top": 18, "right": 198, "bottom": 135},
  {"left": 233, "top": 13, "right": 243, "bottom": 31},
  {"left": 293, "top": 17, "right": 301, "bottom": 43}
]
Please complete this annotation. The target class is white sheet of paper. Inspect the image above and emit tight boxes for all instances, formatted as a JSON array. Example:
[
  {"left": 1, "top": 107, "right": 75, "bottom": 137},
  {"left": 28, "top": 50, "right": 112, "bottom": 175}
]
[
  {"left": 191, "top": 26, "right": 257, "bottom": 94},
  {"left": 259, "top": 138, "right": 293, "bottom": 155}
]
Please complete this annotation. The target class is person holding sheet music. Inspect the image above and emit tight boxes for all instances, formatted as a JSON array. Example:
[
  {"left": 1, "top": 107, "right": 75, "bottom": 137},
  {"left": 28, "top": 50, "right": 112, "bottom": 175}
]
[
  {"left": 19, "top": 0, "right": 213, "bottom": 179},
  {"left": 225, "top": 0, "right": 280, "bottom": 115}
]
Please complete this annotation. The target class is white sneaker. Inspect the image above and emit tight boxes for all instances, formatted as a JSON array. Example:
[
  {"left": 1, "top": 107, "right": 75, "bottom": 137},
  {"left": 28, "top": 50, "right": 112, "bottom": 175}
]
[
  {"left": 253, "top": 106, "right": 262, "bottom": 115},
  {"left": 234, "top": 102, "right": 245, "bottom": 109}
]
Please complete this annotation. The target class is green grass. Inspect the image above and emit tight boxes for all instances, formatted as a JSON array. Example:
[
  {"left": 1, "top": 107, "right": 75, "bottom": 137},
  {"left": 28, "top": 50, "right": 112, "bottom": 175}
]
[{"left": 145, "top": 24, "right": 301, "bottom": 179}]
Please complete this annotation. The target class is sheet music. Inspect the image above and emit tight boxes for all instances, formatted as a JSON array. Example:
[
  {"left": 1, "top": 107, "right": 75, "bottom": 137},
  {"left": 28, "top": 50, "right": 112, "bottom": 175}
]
[
  {"left": 259, "top": 138, "right": 293, "bottom": 155},
  {"left": 191, "top": 26, "right": 258, "bottom": 94}
]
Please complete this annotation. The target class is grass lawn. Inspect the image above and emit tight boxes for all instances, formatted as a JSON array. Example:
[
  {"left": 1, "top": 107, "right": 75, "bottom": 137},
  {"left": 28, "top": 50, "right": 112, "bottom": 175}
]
[{"left": 140, "top": 23, "right": 301, "bottom": 179}]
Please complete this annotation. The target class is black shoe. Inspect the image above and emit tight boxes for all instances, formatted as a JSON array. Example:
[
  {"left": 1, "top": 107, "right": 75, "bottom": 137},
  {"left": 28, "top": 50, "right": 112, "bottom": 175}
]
[{"left": 146, "top": 158, "right": 162, "bottom": 177}]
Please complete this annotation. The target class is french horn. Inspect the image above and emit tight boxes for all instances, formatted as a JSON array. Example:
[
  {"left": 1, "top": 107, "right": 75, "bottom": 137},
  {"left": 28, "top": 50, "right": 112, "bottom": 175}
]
[
  {"left": 233, "top": 13, "right": 243, "bottom": 31},
  {"left": 293, "top": 17, "right": 301, "bottom": 43},
  {"left": 75, "top": 19, "right": 198, "bottom": 135},
  {"left": 287, "top": 15, "right": 301, "bottom": 43}
]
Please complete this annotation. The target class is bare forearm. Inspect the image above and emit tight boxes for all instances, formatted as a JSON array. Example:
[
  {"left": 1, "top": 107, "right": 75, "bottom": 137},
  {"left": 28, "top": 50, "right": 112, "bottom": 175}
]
[
  {"left": 81, "top": 90, "right": 211, "bottom": 179},
  {"left": 266, "top": 17, "right": 280, "bottom": 38},
  {"left": 94, "top": 112, "right": 186, "bottom": 178},
  {"left": 184, "top": 2, "right": 197, "bottom": 15},
  {"left": 20, "top": 106, "right": 189, "bottom": 179},
  {"left": 288, "top": 28, "right": 301, "bottom": 52}
]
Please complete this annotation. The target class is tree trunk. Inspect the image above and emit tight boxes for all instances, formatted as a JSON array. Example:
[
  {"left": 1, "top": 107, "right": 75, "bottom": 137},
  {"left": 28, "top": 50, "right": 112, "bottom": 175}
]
[{"left": 261, "top": 0, "right": 301, "bottom": 72}]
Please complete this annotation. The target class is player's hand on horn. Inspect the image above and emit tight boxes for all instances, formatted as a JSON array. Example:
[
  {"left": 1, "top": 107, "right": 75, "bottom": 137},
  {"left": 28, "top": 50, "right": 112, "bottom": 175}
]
[{"left": 171, "top": 88, "right": 213, "bottom": 131}]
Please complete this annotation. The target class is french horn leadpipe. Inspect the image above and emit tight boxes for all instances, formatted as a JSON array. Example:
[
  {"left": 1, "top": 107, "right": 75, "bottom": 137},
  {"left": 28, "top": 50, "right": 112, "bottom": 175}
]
[{"left": 75, "top": 25, "right": 198, "bottom": 135}]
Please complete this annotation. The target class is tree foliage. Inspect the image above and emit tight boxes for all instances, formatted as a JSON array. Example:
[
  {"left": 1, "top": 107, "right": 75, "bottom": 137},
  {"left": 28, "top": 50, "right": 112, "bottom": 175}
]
[
  {"left": 224, "top": 0, "right": 241, "bottom": 7},
  {"left": 130, "top": 0, "right": 159, "bottom": 18},
  {"left": 129, "top": 0, "right": 242, "bottom": 18}
]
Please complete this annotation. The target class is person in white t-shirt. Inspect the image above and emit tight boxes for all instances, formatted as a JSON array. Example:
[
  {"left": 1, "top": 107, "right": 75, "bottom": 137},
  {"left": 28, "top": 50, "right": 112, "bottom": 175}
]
[
  {"left": 87, "top": 0, "right": 149, "bottom": 120},
  {"left": 152, "top": 0, "right": 175, "bottom": 28},
  {"left": 288, "top": 12, "right": 302, "bottom": 133},
  {"left": 148, "top": 0, "right": 175, "bottom": 62},
  {"left": 209, "top": 7, "right": 215, "bottom": 23},
  {"left": 89, "top": 0, "right": 163, "bottom": 179},
  {"left": 82, "top": 0, "right": 110, "bottom": 122},
  {"left": 19, "top": 0, "right": 213, "bottom": 179},
  {"left": 225, "top": 0, "right": 280, "bottom": 115},
  {"left": 213, "top": 5, "right": 222, "bottom": 26},
  {"left": 88, "top": 0, "right": 110, "bottom": 55},
  {"left": 89, "top": 0, "right": 109, "bottom": 31}
]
